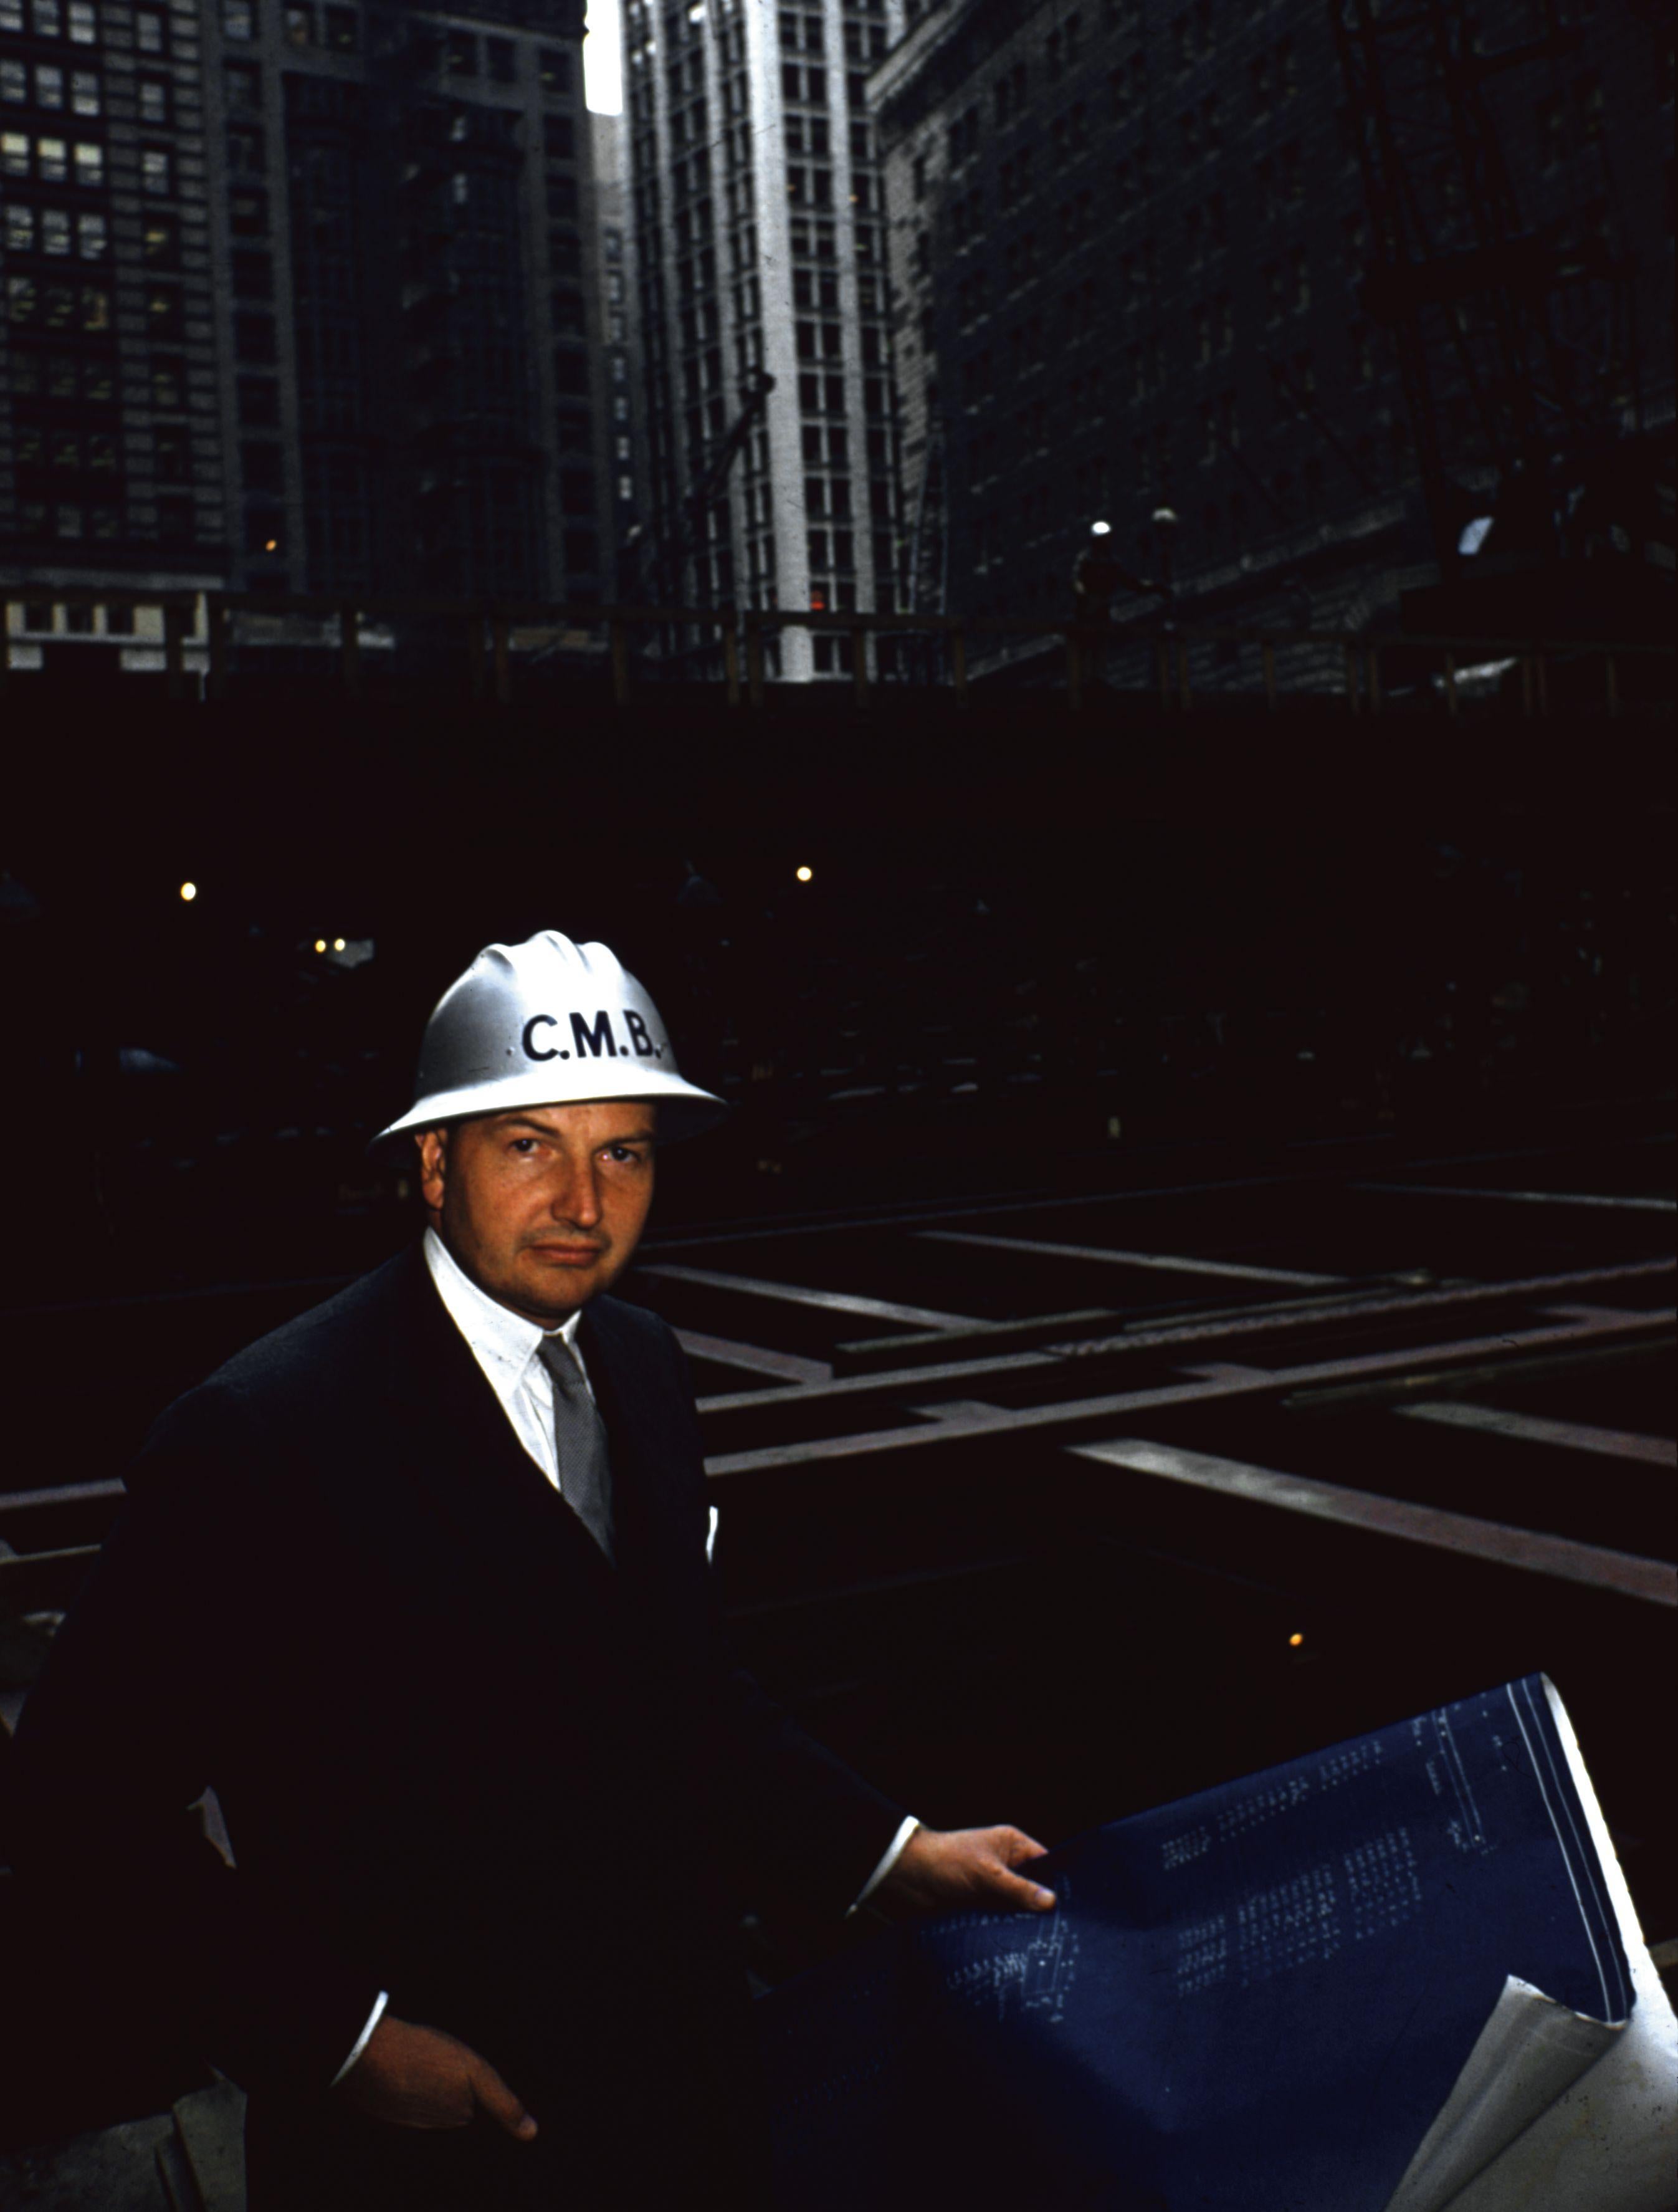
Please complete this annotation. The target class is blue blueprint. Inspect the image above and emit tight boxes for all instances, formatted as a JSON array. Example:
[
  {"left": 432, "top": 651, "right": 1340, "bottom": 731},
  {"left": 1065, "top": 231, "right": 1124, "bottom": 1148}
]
[{"left": 756, "top": 1677, "right": 1629, "bottom": 2212}]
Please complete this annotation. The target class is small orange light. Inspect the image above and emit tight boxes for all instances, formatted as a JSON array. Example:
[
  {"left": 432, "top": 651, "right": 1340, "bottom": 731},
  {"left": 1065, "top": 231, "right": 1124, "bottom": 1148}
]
[
  {"left": 179, "top": 881, "right": 197, "bottom": 902},
  {"left": 313, "top": 939, "right": 327, "bottom": 954},
  {"left": 264, "top": 539, "right": 277, "bottom": 552},
  {"left": 795, "top": 865, "right": 813, "bottom": 883},
  {"left": 1288, "top": 1632, "right": 1304, "bottom": 1647}
]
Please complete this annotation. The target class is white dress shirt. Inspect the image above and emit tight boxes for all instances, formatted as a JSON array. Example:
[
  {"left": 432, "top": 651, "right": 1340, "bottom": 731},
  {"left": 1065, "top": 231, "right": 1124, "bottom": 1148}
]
[{"left": 331, "top": 1231, "right": 916, "bottom": 2084}]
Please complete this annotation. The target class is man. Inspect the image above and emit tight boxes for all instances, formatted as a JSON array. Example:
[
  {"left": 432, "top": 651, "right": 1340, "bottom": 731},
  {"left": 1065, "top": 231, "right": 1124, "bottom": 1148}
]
[{"left": 6, "top": 931, "right": 1055, "bottom": 2209}]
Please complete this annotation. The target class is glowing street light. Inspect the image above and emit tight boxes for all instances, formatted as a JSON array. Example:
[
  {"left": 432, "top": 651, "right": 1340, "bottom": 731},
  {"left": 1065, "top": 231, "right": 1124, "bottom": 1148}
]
[
  {"left": 795, "top": 866, "right": 813, "bottom": 883},
  {"left": 179, "top": 881, "right": 198, "bottom": 902}
]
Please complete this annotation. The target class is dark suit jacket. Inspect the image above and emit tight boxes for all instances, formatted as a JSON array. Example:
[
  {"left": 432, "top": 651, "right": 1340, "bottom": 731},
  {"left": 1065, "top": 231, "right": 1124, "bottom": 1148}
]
[{"left": 4, "top": 1243, "right": 907, "bottom": 2208}]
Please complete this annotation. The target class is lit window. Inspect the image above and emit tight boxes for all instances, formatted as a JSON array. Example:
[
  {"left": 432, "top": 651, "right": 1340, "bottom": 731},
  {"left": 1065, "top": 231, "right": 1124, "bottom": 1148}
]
[
  {"left": 4, "top": 203, "right": 33, "bottom": 249},
  {"left": 42, "top": 207, "right": 72, "bottom": 253},
  {"left": 138, "top": 78, "right": 168, "bottom": 124},
  {"left": 135, "top": 9, "right": 166, "bottom": 51},
  {"left": 32, "top": 0, "right": 64, "bottom": 35},
  {"left": 67, "top": 0, "right": 95, "bottom": 40},
  {"left": 141, "top": 146, "right": 171, "bottom": 193},
  {"left": 36, "top": 65, "right": 65, "bottom": 108},
  {"left": 0, "top": 60, "right": 25, "bottom": 103},
  {"left": 2, "top": 131, "right": 29, "bottom": 175},
  {"left": 70, "top": 70, "right": 100, "bottom": 113},
  {"left": 39, "top": 135, "right": 69, "bottom": 180},
  {"left": 72, "top": 138, "right": 101, "bottom": 184}
]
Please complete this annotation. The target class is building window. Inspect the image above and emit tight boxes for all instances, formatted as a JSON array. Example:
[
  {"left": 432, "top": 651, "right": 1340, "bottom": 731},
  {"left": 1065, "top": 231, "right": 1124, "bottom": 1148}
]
[
  {"left": 231, "top": 249, "right": 272, "bottom": 297},
  {"left": 138, "top": 76, "right": 168, "bottom": 125},
  {"left": 241, "top": 441, "right": 282, "bottom": 493},
  {"left": 223, "top": 0, "right": 255, "bottom": 37},
  {"left": 141, "top": 146, "right": 171, "bottom": 194},
  {"left": 235, "top": 310, "right": 275, "bottom": 361},
  {"left": 237, "top": 375, "right": 279, "bottom": 424},
  {"left": 135, "top": 8, "right": 166, "bottom": 52},
  {"left": 229, "top": 188, "right": 267, "bottom": 236}
]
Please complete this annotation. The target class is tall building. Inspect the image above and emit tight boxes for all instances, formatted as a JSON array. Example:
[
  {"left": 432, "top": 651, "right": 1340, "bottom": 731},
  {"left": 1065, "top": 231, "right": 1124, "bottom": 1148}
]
[
  {"left": 873, "top": 0, "right": 1674, "bottom": 657},
  {"left": 622, "top": 0, "right": 904, "bottom": 680},
  {"left": 199, "top": 0, "right": 596, "bottom": 601},
  {"left": 3, "top": 0, "right": 608, "bottom": 629},
  {"left": 589, "top": 102, "right": 640, "bottom": 593},
  {"left": 2, "top": 0, "right": 231, "bottom": 610}
]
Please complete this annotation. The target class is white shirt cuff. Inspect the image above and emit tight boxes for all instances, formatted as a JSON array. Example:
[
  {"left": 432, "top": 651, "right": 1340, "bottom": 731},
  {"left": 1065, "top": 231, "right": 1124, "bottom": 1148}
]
[
  {"left": 846, "top": 1815, "right": 922, "bottom": 1918},
  {"left": 331, "top": 1989, "right": 389, "bottom": 2086}
]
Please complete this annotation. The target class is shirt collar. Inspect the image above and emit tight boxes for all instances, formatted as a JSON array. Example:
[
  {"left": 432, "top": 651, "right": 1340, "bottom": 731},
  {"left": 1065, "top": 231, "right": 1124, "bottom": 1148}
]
[{"left": 423, "top": 1224, "right": 582, "bottom": 1382}]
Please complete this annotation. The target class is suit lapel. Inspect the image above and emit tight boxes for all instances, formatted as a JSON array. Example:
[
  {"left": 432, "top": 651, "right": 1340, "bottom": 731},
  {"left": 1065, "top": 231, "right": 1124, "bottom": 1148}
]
[
  {"left": 579, "top": 1298, "right": 708, "bottom": 1617},
  {"left": 375, "top": 1243, "right": 622, "bottom": 1614}
]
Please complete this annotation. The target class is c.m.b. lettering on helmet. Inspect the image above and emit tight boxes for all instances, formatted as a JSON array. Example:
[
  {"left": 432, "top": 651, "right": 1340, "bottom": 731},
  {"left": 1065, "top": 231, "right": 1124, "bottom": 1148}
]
[{"left": 570, "top": 1008, "right": 618, "bottom": 1058}]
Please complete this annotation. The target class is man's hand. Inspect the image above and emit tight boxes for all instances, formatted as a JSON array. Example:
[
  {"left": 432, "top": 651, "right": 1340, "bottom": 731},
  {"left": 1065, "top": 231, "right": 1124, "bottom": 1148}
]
[
  {"left": 869, "top": 1824, "right": 1057, "bottom": 1922},
  {"left": 335, "top": 2014, "right": 538, "bottom": 2140}
]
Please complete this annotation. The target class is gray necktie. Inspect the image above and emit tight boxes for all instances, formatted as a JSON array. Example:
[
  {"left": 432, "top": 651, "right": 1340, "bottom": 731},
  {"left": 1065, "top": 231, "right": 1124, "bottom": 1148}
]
[{"left": 535, "top": 1334, "right": 615, "bottom": 1563}]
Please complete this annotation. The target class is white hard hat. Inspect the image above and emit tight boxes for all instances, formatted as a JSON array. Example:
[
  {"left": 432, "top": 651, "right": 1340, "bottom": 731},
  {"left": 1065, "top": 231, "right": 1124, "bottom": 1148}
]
[{"left": 374, "top": 931, "right": 726, "bottom": 1150}]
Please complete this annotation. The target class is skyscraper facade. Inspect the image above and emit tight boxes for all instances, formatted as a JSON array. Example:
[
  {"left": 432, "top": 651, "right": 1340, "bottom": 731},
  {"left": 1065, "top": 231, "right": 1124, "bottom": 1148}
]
[
  {"left": 623, "top": 0, "right": 903, "bottom": 679},
  {"left": 2, "top": 0, "right": 231, "bottom": 601},
  {"left": 201, "top": 0, "right": 597, "bottom": 600},
  {"left": 3, "top": 0, "right": 608, "bottom": 623},
  {"left": 589, "top": 102, "right": 641, "bottom": 593},
  {"left": 874, "top": 0, "right": 1673, "bottom": 654}
]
